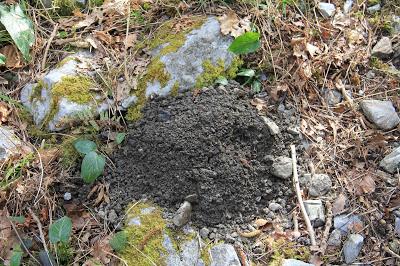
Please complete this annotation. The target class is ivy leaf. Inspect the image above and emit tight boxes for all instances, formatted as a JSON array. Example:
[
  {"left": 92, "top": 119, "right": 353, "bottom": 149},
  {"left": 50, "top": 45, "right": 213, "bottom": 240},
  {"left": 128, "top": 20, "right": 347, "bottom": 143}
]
[
  {"left": 10, "top": 245, "right": 22, "bottom": 266},
  {"left": 0, "top": 3, "right": 35, "bottom": 61},
  {"left": 115, "top": 133, "right": 126, "bottom": 144},
  {"left": 81, "top": 151, "right": 105, "bottom": 184},
  {"left": 228, "top": 32, "right": 260, "bottom": 55},
  {"left": 251, "top": 80, "right": 262, "bottom": 93},
  {"left": 9, "top": 216, "right": 25, "bottom": 224},
  {"left": 215, "top": 76, "right": 228, "bottom": 85},
  {"left": 110, "top": 231, "right": 128, "bottom": 252},
  {"left": 0, "top": 53, "right": 5, "bottom": 65},
  {"left": 237, "top": 69, "right": 256, "bottom": 77},
  {"left": 74, "top": 140, "right": 97, "bottom": 155},
  {"left": 49, "top": 216, "right": 72, "bottom": 244}
]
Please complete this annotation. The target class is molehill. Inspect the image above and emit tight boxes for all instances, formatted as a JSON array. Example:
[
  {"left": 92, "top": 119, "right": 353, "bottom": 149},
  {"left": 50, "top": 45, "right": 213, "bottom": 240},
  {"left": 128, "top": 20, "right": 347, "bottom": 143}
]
[{"left": 106, "top": 85, "right": 295, "bottom": 226}]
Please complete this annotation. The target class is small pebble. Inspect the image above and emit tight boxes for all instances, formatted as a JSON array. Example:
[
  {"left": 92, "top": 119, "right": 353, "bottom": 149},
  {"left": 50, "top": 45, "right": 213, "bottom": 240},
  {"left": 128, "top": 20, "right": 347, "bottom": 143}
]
[{"left": 63, "top": 192, "right": 72, "bottom": 201}]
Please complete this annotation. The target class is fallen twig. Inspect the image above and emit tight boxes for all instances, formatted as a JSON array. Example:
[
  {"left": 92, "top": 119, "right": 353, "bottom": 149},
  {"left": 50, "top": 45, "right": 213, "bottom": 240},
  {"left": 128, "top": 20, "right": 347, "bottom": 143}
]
[
  {"left": 291, "top": 145, "right": 316, "bottom": 246},
  {"left": 319, "top": 201, "right": 333, "bottom": 255},
  {"left": 41, "top": 23, "right": 59, "bottom": 71},
  {"left": 28, "top": 208, "right": 54, "bottom": 266}
]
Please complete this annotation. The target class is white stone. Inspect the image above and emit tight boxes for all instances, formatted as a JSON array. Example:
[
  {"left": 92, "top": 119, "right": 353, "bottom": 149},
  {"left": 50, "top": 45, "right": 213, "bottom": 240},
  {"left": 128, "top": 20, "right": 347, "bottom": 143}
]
[
  {"left": 210, "top": 244, "right": 240, "bottom": 266},
  {"left": 343, "top": 0, "right": 353, "bottom": 14},
  {"left": 371, "top": 37, "right": 393, "bottom": 58},
  {"left": 318, "top": 2, "right": 336, "bottom": 18},
  {"left": 304, "top": 199, "right": 325, "bottom": 227},
  {"left": 367, "top": 3, "right": 381, "bottom": 13},
  {"left": 271, "top": 156, "right": 293, "bottom": 179},
  {"left": 63, "top": 192, "right": 72, "bottom": 201},
  {"left": 360, "top": 100, "right": 399, "bottom": 130},
  {"left": 0, "top": 126, "right": 26, "bottom": 161},
  {"left": 261, "top": 116, "right": 280, "bottom": 135},
  {"left": 282, "top": 259, "right": 314, "bottom": 266}
]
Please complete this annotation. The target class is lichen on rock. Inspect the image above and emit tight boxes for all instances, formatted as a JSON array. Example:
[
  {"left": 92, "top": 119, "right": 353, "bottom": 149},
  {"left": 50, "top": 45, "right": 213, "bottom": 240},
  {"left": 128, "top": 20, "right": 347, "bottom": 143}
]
[{"left": 126, "top": 16, "right": 242, "bottom": 121}]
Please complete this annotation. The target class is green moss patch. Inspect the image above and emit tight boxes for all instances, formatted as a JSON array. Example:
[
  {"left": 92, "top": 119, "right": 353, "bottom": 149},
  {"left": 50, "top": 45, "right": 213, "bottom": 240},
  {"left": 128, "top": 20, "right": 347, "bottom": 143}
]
[
  {"left": 52, "top": 76, "right": 94, "bottom": 104},
  {"left": 120, "top": 202, "right": 167, "bottom": 266}
]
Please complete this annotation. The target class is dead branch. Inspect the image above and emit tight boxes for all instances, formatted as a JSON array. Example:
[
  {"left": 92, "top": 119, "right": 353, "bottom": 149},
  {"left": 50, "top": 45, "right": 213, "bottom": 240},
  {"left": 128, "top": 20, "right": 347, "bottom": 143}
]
[{"left": 291, "top": 145, "right": 317, "bottom": 246}]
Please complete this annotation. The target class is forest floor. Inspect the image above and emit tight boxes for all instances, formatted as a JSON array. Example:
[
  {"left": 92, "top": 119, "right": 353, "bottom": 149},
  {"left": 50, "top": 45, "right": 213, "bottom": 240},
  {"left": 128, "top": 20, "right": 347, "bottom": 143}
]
[{"left": 0, "top": 0, "right": 399, "bottom": 265}]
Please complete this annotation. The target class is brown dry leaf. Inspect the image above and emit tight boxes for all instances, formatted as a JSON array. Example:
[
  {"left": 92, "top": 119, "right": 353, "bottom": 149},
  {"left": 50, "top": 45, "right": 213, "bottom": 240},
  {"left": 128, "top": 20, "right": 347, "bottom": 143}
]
[
  {"left": 0, "top": 45, "right": 24, "bottom": 68},
  {"left": 94, "top": 31, "right": 114, "bottom": 45},
  {"left": 238, "top": 229, "right": 262, "bottom": 238},
  {"left": 0, "top": 209, "right": 18, "bottom": 259},
  {"left": 124, "top": 33, "right": 137, "bottom": 48},
  {"left": 309, "top": 255, "right": 323, "bottom": 266},
  {"left": 355, "top": 175, "right": 376, "bottom": 195},
  {"left": 332, "top": 193, "right": 347, "bottom": 215},
  {"left": 255, "top": 218, "right": 269, "bottom": 228},
  {"left": 217, "top": 11, "right": 250, "bottom": 38},
  {"left": 269, "top": 83, "right": 289, "bottom": 102},
  {"left": 250, "top": 98, "right": 267, "bottom": 112},
  {"left": 306, "top": 43, "right": 321, "bottom": 57},
  {"left": 0, "top": 102, "right": 11, "bottom": 124},
  {"left": 91, "top": 236, "right": 112, "bottom": 264}
]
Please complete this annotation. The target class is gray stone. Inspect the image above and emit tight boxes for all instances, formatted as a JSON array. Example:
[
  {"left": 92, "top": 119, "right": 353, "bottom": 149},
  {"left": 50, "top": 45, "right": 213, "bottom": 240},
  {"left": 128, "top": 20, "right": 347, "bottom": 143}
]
[
  {"left": 0, "top": 126, "right": 27, "bottom": 161},
  {"left": 308, "top": 174, "right": 332, "bottom": 197},
  {"left": 63, "top": 192, "right": 72, "bottom": 201},
  {"left": 360, "top": 100, "right": 399, "bottom": 130},
  {"left": 147, "top": 17, "right": 235, "bottom": 97},
  {"left": 334, "top": 214, "right": 363, "bottom": 234},
  {"left": 304, "top": 199, "right": 325, "bottom": 227},
  {"left": 269, "top": 202, "right": 282, "bottom": 212},
  {"left": 393, "top": 16, "right": 400, "bottom": 34},
  {"left": 282, "top": 259, "right": 314, "bottom": 266},
  {"left": 367, "top": 3, "right": 381, "bottom": 13},
  {"left": 180, "top": 239, "right": 204, "bottom": 266},
  {"left": 318, "top": 2, "right": 336, "bottom": 18},
  {"left": 371, "top": 37, "right": 393, "bottom": 58},
  {"left": 173, "top": 201, "right": 192, "bottom": 227},
  {"left": 120, "top": 95, "right": 137, "bottom": 109},
  {"left": 287, "top": 126, "right": 300, "bottom": 135},
  {"left": 200, "top": 227, "right": 210, "bottom": 238},
  {"left": 343, "top": 0, "right": 353, "bottom": 14},
  {"left": 271, "top": 156, "right": 293, "bottom": 179},
  {"left": 343, "top": 234, "right": 364, "bottom": 263},
  {"left": 328, "top": 229, "right": 343, "bottom": 246},
  {"left": 185, "top": 194, "right": 199, "bottom": 203},
  {"left": 380, "top": 146, "right": 400, "bottom": 174},
  {"left": 395, "top": 217, "right": 400, "bottom": 235},
  {"left": 210, "top": 244, "right": 240, "bottom": 266},
  {"left": 261, "top": 116, "right": 280, "bottom": 135},
  {"left": 324, "top": 89, "right": 342, "bottom": 106},
  {"left": 108, "top": 210, "right": 118, "bottom": 224}
]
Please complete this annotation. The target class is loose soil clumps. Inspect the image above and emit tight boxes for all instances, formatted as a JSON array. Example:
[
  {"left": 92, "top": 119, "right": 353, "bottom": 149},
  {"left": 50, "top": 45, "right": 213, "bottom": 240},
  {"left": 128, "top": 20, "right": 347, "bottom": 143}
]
[{"left": 107, "top": 85, "right": 295, "bottom": 225}]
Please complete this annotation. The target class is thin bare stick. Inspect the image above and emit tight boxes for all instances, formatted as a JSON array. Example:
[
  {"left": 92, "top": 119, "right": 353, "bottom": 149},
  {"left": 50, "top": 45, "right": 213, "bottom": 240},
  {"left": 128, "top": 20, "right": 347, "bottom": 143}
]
[
  {"left": 41, "top": 23, "right": 59, "bottom": 71},
  {"left": 28, "top": 208, "right": 54, "bottom": 266},
  {"left": 9, "top": 219, "right": 41, "bottom": 264},
  {"left": 319, "top": 201, "right": 333, "bottom": 254},
  {"left": 291, "top": 145, "right": 316, "bottom": 246}
]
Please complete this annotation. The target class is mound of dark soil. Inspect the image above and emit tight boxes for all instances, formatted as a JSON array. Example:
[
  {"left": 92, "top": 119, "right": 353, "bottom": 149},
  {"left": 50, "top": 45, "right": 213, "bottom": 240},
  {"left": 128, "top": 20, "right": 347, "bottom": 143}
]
[{"left": 106, "top": 86, "right": 296, "bottom": 225}]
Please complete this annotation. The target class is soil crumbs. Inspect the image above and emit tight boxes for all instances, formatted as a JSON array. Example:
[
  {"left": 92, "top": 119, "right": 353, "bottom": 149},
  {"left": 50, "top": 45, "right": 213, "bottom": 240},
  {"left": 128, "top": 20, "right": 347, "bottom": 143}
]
[{"left": 106, "top": 85, "right": 297, "bottom": 226}]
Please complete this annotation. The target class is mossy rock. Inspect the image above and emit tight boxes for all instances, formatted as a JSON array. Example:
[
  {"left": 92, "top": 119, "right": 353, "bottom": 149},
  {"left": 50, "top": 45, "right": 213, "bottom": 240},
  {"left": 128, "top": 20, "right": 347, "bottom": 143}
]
[
  {"left": 116, "top": 202, "right": 241, "bottom": 266},
  {"left": 20, "top": 52, "right": 114, "bottom": 131},
  {"left": 126, "top": 16, "right": 242, "bottom": 121}
]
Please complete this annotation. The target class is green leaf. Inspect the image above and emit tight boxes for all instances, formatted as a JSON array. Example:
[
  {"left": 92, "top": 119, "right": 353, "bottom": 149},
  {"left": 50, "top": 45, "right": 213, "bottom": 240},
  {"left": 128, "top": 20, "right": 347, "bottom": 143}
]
[
  {"left": 237, "top": 69, "right": 256, "bottom": 77},
  {"left": 74, "top": 140, "right": 97, "bottom": 155},
  {"left": 215, "top": 76, "right": 228, "bottom": 85},
  {"left": 81, "top": 151, "right": 105, "bottom": 183},
  {"left": 0, "top": 3, "right": 35, "bottom": 61},
  {"left": 110, "top": 231, "right": 128, "bottom": 252},
  {"left": 10, "top": 246, "right": 22, "bottom": 266},
  {"left": 49, "top": 216, "right": 72, "bottom": 244},
  {"left": 0, "top": 53, "right": 5, "bottom": 65},
  {"left": 9, "top": 216, "right": 25, "bottom": 224},
  {"left": 251, "top": 80, "right": 262, "bottom": 93},
  {"left": 116, "top": 133, "right": 126, "bottom": 144},
  {"left": 228, "top": 32, "right": 261, "bottom": 55}
]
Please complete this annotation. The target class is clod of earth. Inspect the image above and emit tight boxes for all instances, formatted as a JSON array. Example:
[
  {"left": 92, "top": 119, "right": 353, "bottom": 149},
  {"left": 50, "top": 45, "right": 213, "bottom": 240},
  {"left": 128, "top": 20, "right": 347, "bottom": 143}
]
[{"left": 106, "top": 85, "right": 297, "bottom": 226}]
